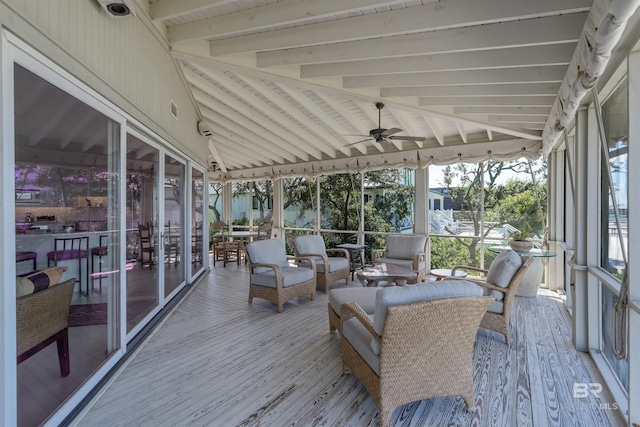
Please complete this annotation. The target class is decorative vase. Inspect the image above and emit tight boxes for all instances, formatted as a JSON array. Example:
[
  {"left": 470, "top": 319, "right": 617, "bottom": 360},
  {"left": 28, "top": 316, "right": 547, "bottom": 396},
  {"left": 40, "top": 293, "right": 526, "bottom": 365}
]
[{"left": 509, "top": 240, "right": 533, "bottom": 251}]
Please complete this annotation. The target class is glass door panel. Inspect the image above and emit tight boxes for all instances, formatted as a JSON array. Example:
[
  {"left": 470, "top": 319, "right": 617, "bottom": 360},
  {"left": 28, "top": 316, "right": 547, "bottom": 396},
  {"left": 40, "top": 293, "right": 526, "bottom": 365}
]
[
  {"left": 164, "top": 155, "right": 185, "bottom": 296},
  {"left": 191, "top": 167, "right": 205, "bottom": 278},
  {"left": 125, "top": 134, "right": 160, "bottom": 333},
  {"left": 14, "top": 64, "right": 120, "bottom": 426}
]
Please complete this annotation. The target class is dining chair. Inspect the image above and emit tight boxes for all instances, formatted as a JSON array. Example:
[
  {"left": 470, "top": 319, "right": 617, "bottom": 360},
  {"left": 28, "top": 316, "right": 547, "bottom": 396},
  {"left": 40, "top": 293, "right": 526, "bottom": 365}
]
[
  {"left": 138, "top": 223, "right": 155, "bottom": 269},
  {"left": 90, "top": 235, "right": 109, "bottom": 294},
  {"left": 47, "top": 237, "right": 89, "bottom": 296}
]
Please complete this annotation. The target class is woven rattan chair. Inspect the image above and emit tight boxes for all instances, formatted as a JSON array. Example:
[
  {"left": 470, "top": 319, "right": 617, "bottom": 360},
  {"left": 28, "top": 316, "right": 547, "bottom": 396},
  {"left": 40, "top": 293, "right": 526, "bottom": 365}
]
[
  {"left": 17, "top": 278, "right": 75, "bottom": 377},
  {"left": 293, "top": 235, "right": 350, "bottom": 292},
  {"left": 371, "top": 234, "right": 428, "bottom": 283},
  {"left": 340, "top": 281, "right": 493, "bottom": 427},
  {"left": 245, "top": 238, "right": 317, "bottom": 313},
  {"left": 449, "top": 254, "right": 534, "bottom": 344}
]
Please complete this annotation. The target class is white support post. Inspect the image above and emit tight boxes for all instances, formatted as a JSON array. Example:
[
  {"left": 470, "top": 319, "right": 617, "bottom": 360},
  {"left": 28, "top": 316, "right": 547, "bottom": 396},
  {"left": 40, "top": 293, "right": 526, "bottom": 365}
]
[
  {"left": 272, "top": 178, "right": 283, "bottom": 239},
  {"left": 414, "top": 168, "right": 428, "bottom": 235},
  {"left": 573, "top": 107, "right": 590, "bottom": 351},
  {"left": 564, "top": 134, "right": 576, "bottom": 312},
  {"left": 222, "top": 182, "right": 232, "bottom": 224},
  {"left": 586, "top": 106, "right": 601, "bottom": 351},
  {"left": 626, "top": 48, "right": 640, "bottom": 426},
  {"left": 548, "top": 149, "right": 565, "bottom": 292},
  {"left": 359, "top": 172, "right": 364, "bottom": 245},
  {"left": 415, "top": 168, "right": 430, "bottom": 270}
]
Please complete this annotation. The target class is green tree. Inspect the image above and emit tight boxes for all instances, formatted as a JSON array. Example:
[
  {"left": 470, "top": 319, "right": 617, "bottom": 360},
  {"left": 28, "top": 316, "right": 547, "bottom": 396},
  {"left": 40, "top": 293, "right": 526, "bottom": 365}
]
[{"left": 441, "top": 160, "right": 547, "bottom": 266}]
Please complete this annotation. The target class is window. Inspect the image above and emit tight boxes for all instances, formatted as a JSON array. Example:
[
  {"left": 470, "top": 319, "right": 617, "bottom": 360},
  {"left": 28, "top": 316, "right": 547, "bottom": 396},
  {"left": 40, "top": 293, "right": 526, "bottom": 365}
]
[{"left": 600, "top": 79, "right": 628, "bottom": 279}]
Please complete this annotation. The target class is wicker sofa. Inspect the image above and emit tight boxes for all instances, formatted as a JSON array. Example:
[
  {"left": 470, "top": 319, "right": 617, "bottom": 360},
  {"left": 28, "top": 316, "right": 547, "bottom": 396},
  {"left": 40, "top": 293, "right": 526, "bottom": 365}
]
[{"left": 340, "top": 281, "right": 493, "bottom": 427}]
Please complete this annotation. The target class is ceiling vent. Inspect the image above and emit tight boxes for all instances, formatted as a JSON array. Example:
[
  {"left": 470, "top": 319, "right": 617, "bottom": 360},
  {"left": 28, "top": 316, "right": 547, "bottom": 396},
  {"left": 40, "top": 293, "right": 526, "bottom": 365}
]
[
  {"left": 96, "top": 0, "right": 136, "bottom": 19},
  {"left": 198, "top": 121, "right": 213, "bottom": 137}
]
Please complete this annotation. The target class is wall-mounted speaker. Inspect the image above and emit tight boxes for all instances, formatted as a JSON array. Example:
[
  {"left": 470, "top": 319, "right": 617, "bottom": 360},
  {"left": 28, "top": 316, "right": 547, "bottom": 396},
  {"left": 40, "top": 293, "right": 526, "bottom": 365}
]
[
  {"left": 96, "top": 0, "right": 136, "bottom": 19},
  {"left": 198, "top": 121, "right": 213, "bottom": 137}
]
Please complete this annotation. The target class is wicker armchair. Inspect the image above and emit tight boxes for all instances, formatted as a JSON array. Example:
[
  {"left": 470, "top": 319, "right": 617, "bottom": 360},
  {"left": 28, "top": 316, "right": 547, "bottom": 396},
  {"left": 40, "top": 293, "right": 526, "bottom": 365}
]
[
  {"left": 17, "top": 278, "right": 75, "bottom": 377},
  {"left": 449, "top": 253, "right": 534, "bottom": 344},
  {"left": 371, "top": 234, "right": 428, "bottom": 283},
  {"left": 293, "top": 235, "right": 350, "bottom": 293},
  {"left": 340, "top": 281, "right": 493, "bottom": 427},
  {"left": 245, "top": 238, "right": 317, "bottom": 313}
]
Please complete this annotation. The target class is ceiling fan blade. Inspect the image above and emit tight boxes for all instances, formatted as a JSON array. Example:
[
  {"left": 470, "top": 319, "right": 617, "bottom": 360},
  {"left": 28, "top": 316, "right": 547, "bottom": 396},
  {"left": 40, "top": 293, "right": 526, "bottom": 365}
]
[
  {"left": 381, "top": 127, "right": 402, "bottom": 137},
  {"left": 388, "top": 135, "right": 426, "bottom": 141},
  {"left": 345, "top": 138, "right": 373, "bottom": 147}
]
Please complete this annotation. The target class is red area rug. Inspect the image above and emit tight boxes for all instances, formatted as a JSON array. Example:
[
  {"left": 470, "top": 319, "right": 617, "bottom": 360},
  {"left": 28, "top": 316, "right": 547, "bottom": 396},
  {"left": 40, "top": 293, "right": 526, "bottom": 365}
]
[{"left": 67, "top": 300, "right": 155, "bottom": 327}]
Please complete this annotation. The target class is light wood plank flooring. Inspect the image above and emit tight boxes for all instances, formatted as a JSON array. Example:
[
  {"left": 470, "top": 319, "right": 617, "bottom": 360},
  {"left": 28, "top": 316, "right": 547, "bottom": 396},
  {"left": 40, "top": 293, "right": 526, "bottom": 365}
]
[{"left": 78, "top": 263, "right": 625, "bottom": 426}]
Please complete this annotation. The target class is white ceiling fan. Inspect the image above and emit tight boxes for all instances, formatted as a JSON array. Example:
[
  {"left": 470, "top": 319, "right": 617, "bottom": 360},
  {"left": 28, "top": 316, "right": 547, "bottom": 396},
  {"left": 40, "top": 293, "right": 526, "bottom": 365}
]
[{"left": 345, "top": 103, "right": 425, "bottom": 146}]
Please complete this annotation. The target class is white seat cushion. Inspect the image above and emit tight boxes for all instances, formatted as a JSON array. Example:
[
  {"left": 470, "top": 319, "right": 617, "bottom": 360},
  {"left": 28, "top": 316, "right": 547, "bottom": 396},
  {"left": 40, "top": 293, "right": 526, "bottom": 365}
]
[
  {"left": 375, "top": 257, "right": 425, "bottom": 272},
  {"left": 300, "top": 257, "right": 348, "bottom": 274},
  {"left": 329, "top": 287, "right": 378, "bottom": 315},
  {"left": 251, "top": 266, "right": 314, "bottom": 288}
]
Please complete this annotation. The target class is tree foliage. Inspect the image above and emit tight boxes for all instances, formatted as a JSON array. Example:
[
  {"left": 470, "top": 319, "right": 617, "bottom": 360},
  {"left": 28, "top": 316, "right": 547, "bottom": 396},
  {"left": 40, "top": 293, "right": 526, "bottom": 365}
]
[{"left": 440, "top": 160, "right": 547, "bottom": 266}]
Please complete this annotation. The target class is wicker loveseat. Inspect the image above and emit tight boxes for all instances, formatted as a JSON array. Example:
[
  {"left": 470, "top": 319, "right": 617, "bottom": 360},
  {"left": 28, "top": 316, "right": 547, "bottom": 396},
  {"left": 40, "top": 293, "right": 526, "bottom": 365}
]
[
  {"left": 340, "top": 281, "right": 493, "bottom": 427},
  {"left": 371, "top": 234, "right": 428, "bottom": 283},
  {"left": 17, "top": 278, "right": 75, "bottom": 377}
]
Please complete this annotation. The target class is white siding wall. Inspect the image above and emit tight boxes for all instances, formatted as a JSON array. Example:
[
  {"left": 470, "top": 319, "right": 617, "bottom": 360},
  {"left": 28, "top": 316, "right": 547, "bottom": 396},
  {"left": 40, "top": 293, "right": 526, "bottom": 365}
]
[{"left": 0, "top": 0, "right": 206, "bottom": 164}]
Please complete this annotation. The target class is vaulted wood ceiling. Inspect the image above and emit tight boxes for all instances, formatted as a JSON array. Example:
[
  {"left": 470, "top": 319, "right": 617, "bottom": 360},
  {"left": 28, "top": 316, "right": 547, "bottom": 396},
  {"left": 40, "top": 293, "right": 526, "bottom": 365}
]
[{"left": 144, "top": 0, "right": 594, "bottom": 174}]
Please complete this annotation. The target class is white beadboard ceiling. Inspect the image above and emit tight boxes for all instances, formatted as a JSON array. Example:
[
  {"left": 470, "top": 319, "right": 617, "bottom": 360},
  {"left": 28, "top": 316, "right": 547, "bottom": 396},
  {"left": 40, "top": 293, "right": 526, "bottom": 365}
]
[{"left": 141, "top": 0, "right": 625, "bottom": 175}]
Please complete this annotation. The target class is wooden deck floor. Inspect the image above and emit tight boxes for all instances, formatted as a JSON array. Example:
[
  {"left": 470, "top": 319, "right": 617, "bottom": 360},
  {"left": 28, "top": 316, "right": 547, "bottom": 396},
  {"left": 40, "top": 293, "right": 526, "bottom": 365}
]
[{"left": 79, "top": 263, "right": 624, "bottom": 427}]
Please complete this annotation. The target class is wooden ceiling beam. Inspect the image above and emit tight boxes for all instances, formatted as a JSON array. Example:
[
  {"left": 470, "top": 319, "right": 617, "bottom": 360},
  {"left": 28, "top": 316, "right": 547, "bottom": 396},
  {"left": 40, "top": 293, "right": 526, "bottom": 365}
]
[
  {"left": 455, "top": 106, "right": 551, "bottom": 116},
  {"left": 343, "top": 65, "right": 566, "bottom": 88},
  {"left": 419, "top": 96, "right": 556, "bottom": 107},
  {"left": 150, "top": 0, "right": 233, "bottom": 22},
  {"left": 300, "top": 44, "right": 575, "bottom": 78},
  {"left": 209, "top": 0, "right": 589, "bottom": 56},
  {"left": 169, "top": 0, "right": 404, "bottom": 42},
  {"left": 383, "top": 83, "right": 561, "bottom": 97},
  {"left": 256, "top": 13, "right": 587, "bottom": 67}
]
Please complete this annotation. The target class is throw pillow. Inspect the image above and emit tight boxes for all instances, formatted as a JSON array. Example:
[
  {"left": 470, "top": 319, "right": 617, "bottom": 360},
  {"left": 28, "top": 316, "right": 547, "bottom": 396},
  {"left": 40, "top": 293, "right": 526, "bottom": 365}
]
[{"left": 17, "top": 266, "right": 68, "bottom": 296}]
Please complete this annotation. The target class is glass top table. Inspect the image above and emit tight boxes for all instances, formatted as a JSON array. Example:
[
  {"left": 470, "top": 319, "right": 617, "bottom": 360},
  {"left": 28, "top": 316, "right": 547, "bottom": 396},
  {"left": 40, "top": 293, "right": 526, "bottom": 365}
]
[{"left": 487, "top": 246, "right": 557, "bottom": 258}]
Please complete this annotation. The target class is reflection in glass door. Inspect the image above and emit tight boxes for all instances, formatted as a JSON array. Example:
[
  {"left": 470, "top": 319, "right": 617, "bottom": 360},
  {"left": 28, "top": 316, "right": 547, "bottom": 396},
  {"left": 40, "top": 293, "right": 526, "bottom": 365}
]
[
  {"left": 164, "top": 155, "right": 186, "bottom": 297},
  {"left": 126, "top": 134, "right": 160, "bottom": 333},
  {"left": 14, "top": 64, "right": 121, "bottom": 426}
]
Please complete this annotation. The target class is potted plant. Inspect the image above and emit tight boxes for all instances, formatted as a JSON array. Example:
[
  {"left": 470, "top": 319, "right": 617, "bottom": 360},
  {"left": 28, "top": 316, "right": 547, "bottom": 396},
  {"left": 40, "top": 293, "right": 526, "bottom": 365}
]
[{"left": 508, "top": 230, "right": 533, "bottom": 251}]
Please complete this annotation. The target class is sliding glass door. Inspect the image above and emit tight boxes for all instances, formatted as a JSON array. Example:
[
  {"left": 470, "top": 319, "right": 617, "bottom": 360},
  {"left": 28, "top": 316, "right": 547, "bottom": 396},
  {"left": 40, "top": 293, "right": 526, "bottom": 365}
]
[
  {"left": 163, "top": 154, "right": 186, "bottom": 297},
  {"left": 125, "top": 133, "right": 160, "bottom": 334}
]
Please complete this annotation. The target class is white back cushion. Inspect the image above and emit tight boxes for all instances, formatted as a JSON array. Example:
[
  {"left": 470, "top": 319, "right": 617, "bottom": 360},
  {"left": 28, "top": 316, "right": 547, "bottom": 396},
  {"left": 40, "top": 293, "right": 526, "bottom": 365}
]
[
  {"left": 293, "top": 235, "right": 326, "bottom": 261},
  {"left": 486, "top": 250, "right": 522, "bottom": 288},
  {"left": 246, "top": 239, "right": 290, "bottom": 273},
  {"left": 371, "top": 280, "right": 483, "bottom": 354},
  {"left": 385, "top": 235, "right": 427, "bottom": 259}
]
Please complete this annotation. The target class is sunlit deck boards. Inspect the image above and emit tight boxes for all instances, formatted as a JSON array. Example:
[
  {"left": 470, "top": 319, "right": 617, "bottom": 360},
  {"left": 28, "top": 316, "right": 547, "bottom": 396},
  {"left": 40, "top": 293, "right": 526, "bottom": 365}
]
[{"left": 80, "top": 263, "right": 623, "bottom": 426}]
